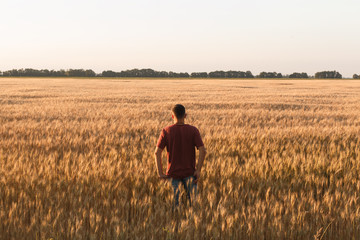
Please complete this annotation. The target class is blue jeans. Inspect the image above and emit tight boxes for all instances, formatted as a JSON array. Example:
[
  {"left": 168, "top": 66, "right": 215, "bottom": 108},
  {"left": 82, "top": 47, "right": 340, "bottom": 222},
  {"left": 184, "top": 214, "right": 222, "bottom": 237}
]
[{"left": 171, "top": 176, "right": 197, "bottom": 207}]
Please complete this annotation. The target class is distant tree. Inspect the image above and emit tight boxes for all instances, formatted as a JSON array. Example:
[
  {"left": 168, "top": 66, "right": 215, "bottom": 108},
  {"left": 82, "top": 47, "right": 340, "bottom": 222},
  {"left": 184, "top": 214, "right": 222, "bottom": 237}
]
[
  {"left": 302, "top": 72, "right": 308, "bottom": 78},
  {"left": 315, "top": 71, "right": 342, "bottom": 79},
  {"left": 85, "top": 70, "right": 96, "bottom": 77},
  {"left": 258, "top": 72, "right": 282, "bottom": 78},
  {"left": 259, "top": 72, "right": 265, "bottom": 78},
  {"left": 51, "top": 70, "right": 66, "bottom": 77},
  {"left": 226, "top": 71, "right": 239, "bottom": 78},
  {"left": 209, "top": 71, "right": 225, "bottom": 78},
  {"left": 179, "top": 72, "right": 190, "bottom": 78},
  {"left": 41, "top": 69, "right": 50, "bottom": 76},
  {"left": 8, "top": 69, "right": 19, "bottom": 76},
  {"left": 1, "top": 68, "right": 95, "bottom": 77},
  {"left": 2, "top": 70, "right": 10, "bottom": 76},
  {"left": 207, "top": 70, "right": 253, "bottom": 78},
  {"left": 66, "top": 69, "right": 80, "bottom": 77},
  {"left": 168, "top": 71, "right": 176, "bottom": 78},
  {"left": 191, "top": 72, "right": 208, "bottom": 78},
  {"left": 158, "top": 71, "right": 169, "bottom": 78},
  {"left": 140, "top": 69, "right": 155, "bottom": 77},
  {"left": 246, "top": 71, "right": 254, "bottom": 78},
  {"left": 166, "top": 71, "right": 187, "bottom": 78},
  {"left": 353, "top": 74, "right": 359, "bottom": 79},
  {"left": 116, "top": 68, "right": 168, "bottom": 78},
  {"left": 289, "top": 72, "right": 309, "bottom": 78}
]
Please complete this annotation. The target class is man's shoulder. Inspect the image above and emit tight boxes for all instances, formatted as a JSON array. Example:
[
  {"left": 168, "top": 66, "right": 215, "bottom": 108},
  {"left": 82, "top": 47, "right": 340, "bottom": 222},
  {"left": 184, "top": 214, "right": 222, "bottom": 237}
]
[
  {"left": 186, "top": 124, "right": 199, "bottom": 131},
  {"left": 164, "top": 124, "right": 199, "bottom": 131},
  {"left": 163, "top": 124, "right": 175, "bottom": 131}
]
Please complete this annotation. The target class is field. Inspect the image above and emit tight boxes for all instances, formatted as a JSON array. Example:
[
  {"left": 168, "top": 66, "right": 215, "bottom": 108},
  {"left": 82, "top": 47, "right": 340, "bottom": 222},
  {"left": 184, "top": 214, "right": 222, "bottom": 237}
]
[{"left": 1, "top": 77, "right": 360, "bottom": 239}]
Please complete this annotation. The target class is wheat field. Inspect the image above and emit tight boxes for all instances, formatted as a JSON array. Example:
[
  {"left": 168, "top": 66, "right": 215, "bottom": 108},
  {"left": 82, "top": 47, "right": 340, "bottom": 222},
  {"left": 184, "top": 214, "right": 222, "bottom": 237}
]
[{"left": 1, "top": 77, "right": 360, "bottom": 239}]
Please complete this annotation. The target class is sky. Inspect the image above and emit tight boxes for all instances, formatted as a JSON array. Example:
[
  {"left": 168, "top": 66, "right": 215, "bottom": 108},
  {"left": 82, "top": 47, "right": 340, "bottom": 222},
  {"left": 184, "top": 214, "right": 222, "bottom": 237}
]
[{"left": 1, "top": 0, "right": 359, "bottom": 77}]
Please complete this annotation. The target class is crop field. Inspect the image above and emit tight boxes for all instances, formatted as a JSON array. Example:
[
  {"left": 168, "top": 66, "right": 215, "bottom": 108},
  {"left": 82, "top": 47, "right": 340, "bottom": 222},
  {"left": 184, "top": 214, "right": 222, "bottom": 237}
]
[{"left": 1, "top": 77, "right": 360, "bottom": 239}]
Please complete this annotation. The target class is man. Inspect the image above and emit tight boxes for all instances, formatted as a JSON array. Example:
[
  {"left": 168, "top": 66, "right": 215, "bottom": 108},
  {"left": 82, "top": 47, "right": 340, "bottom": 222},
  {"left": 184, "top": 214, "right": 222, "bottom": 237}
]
[{"left": 155, "top": 104, "right": 206, "bottom": 207}]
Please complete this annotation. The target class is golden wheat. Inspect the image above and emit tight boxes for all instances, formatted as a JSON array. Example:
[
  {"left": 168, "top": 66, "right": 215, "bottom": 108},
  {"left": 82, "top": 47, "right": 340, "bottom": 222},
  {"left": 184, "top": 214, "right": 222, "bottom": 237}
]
[{"left": 0, "top": 78, "right": 360, "bottom": 239}]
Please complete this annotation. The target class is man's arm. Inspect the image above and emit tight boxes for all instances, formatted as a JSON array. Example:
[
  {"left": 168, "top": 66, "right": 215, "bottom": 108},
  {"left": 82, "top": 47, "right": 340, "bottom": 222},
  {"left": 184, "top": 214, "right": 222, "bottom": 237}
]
[
  {"left": 194, "top": 146, "right": 206, "bottom": 183},
  {"left": 154, "top": 147, "right": 167, "bottom": 179}
]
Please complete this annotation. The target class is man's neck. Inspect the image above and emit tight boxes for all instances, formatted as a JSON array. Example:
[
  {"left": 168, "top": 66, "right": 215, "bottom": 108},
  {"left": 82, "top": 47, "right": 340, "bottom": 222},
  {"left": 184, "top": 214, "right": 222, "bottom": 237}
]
[{"left": 174, "top": 119, "right": 185, "bottom": 125}]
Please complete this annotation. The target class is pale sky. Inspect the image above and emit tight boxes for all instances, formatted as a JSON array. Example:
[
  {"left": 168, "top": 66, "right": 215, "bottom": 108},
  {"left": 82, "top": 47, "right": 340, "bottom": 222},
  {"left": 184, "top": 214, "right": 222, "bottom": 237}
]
[{"left": 1, "top": 0, "right": 359, "bottom": 77}]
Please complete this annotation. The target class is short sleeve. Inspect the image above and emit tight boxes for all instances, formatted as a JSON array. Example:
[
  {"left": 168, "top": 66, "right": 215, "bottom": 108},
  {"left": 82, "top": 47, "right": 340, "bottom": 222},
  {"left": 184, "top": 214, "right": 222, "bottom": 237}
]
[
  {"left": 194, "top": 128, "right": 204, "bottom": 149},
  {"left": 156, "top": 129, "right": 167, "bottom": 149}
]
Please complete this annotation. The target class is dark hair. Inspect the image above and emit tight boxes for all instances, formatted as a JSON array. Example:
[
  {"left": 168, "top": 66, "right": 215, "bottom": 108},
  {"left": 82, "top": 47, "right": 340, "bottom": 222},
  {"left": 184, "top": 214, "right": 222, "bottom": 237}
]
[{"left": 172, "top": 104, "right": 186, "bottom": 119}]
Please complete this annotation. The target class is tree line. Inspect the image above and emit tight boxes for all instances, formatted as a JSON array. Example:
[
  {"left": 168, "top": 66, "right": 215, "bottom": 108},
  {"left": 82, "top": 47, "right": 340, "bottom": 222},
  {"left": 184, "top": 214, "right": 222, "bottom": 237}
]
[
  {"left": 0, "top": 69, "right": 96, "bottom": 77},
  {"left": 0, "top": 68, "right": 356, "bottom": 79}
]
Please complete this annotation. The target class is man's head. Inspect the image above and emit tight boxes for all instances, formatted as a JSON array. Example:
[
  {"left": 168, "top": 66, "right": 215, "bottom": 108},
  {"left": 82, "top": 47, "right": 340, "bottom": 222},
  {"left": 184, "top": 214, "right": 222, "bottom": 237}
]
[{"left": 172, "top": 104, "right": 186, "bottom": 121}]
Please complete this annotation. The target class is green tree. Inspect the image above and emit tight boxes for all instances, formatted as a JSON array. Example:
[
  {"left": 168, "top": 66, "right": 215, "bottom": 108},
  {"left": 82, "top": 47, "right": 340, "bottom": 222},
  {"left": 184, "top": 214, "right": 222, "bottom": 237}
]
[
  {"left": 315, "top": 71, "right": 342, "bottom": 79},
  {"left": 289, "top": 72, "right": 309, "bottom": 78}
]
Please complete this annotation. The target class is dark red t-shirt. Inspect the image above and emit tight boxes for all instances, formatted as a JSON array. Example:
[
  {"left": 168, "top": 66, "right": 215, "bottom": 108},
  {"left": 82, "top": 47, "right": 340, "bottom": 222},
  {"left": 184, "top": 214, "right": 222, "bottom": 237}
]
[{"left": 156, "top": 124, "right": 204, "bottom": 179}]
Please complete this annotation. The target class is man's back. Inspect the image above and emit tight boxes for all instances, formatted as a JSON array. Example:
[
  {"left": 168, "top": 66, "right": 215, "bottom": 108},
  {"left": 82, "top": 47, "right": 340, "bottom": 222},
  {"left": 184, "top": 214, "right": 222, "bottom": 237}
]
[{"left": 157, "top": 124, "right": 204, "bottom": 179}]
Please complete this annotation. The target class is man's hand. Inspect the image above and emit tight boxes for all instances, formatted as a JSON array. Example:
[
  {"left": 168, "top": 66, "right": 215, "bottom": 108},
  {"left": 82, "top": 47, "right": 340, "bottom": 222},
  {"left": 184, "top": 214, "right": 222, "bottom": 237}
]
[
  {"left": 158, "top": 173, "right": 168, "bottom": 180},
  {"left": 155, "top": 147, "right": 168, "bottom": 180},
  {"left": 194, "top": 169, "right": 201, "bottom": 184},
  {"left": 194, "top": 146, "right": 206, "bottom": 184}
]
